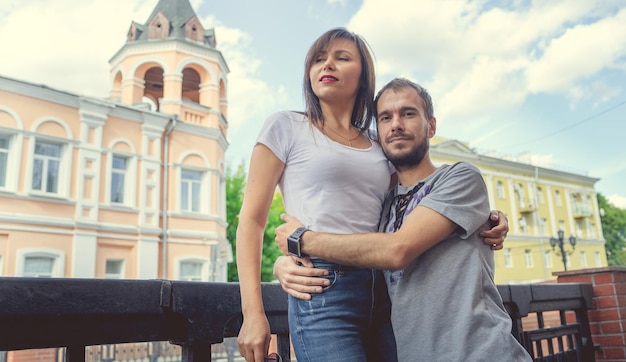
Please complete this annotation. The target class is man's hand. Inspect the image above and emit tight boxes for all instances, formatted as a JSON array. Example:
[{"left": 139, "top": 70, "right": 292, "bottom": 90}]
[
  {"left": 274, "top": 214, "right": 305, "bottom": 255},
  {"left": 480, "top": 210, "right": 508, "bottom": 250},
  {"left": 273, "top": 256, "right": 329, "bottom": 300}
]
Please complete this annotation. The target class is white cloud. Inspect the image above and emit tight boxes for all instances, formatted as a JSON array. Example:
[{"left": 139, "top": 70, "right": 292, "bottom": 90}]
[
  {"left": 0, "top": 0, "right": 156, "bottom": 97},
  {"left": 346, "top": 0, "right": 625, "bottom": 121},
  {"left": 607, "top": 195, "right": 626, "bottom": 209},
  {"left": 527, "top": 7, "right": 626, "bottom": 94}
]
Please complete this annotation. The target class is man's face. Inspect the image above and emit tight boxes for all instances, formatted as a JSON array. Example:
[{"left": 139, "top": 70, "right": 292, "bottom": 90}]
[{"left": 376, "top": 87, "right": 435, "bottom": 170}]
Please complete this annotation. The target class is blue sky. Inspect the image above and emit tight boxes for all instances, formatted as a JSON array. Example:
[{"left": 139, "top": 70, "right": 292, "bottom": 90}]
[{"left": 1, "top": 0, "right": 625, "bottom": 208}]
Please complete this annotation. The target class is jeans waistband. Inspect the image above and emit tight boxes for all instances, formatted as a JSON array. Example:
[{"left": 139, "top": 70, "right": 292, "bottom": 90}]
[{"left": 311, "top": 259, "right": 372, "bottom": 272}]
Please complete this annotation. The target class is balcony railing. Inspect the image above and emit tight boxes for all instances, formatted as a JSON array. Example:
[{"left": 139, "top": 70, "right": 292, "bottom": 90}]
[
  {"left": 572, "top": 203, "right": 593, "bottom": 218},
  {"left": 0, "top": 277, "right": 595, "bottom": 361}
]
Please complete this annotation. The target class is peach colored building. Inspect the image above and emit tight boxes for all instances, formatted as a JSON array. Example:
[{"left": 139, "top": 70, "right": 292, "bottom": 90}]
[{"left": 0, "top": 0, "right": 231, "bottom": 282}]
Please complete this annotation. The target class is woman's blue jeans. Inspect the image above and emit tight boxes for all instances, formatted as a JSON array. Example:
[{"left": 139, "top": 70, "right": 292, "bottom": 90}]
[{"left": 288, "top": 261, "right": 397, "bottom": 362}]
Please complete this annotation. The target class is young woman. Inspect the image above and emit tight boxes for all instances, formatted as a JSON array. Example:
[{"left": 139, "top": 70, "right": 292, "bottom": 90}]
[{"left": 236, "top": 28, "right": 397, "bottom": 362}]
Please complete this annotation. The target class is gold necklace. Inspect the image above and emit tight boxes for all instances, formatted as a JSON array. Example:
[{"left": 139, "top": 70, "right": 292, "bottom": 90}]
[{"left": 323, "top": 125, "right": 361, "bottom": 147}]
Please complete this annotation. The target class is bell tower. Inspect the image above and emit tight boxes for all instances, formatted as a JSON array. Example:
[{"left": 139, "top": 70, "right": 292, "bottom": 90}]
[
  {"left": 107, "top": 0, "right": 232, "bottom": 280},
  {"left": 108, "top": 0, "right": 229, "bottom": 136}
]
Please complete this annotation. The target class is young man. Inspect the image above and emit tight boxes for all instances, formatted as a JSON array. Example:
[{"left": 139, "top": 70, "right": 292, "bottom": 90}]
[{"left": 275, "top": 78, "right": 532, "bottom": 361}]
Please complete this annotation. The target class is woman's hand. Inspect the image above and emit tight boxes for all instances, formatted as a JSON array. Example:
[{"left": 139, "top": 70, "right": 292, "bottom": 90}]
[
  {"left": 480, "top": 210, "right": 508, "bottom": 250},
  {"left": 238, "top": 312, "right": 271, "bottom": 362}
]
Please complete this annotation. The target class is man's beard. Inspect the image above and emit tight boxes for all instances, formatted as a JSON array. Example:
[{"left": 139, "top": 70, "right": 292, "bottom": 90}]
[{"left": 383, "top": 137, "right": 429, "bottom": 171}]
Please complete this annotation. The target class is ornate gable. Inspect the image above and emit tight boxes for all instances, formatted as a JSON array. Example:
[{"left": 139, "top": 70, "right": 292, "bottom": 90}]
[
  {"left": 431, "top": 138, "right": 479, "bottom": 159},
  {"left": 148, "top": 12, "right": 170, "bottom": 39},
  {"left": 184, "top": 16, "right": 204, "bottom": 42}
]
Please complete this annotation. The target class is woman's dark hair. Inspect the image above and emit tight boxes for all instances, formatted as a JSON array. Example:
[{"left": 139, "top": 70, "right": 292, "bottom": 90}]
[{"left": 303, "top": 27, "right": 376, "bottom": 130}]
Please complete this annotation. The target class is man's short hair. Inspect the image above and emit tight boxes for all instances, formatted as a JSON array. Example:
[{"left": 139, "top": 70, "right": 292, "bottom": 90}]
[{"left": 374, "top": 78, "right": 434, "bottom": 121}]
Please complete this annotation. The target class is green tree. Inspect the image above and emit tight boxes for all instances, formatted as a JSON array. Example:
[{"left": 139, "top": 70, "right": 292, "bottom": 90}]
[
  {"left": 598, "top": 193, "right": 626, "bottom": 266},
  {"left": 226, "top": 163, "right": 286, "bottom": 282}
]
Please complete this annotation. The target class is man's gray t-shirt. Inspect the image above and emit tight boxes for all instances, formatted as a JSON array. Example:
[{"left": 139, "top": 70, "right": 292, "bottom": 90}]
[{"left": 382, "top": 162, "right": 531, "bottom": 361}]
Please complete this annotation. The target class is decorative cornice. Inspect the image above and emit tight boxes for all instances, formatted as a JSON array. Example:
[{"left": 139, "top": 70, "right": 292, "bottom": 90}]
[{"left": 109, "top": 39, "right": 229, "bottom": 74}]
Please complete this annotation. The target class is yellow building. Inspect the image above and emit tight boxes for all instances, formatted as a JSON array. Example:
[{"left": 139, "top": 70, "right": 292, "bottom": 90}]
[
  {"left": 0, "top": 0, "right": 231, "bottom": 281},
  {"left": 431, "top": 137, "right": 607, "bottom": 284}
]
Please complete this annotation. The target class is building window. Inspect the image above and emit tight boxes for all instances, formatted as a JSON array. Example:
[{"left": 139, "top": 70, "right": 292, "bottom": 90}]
[
  {"left": 595, "top": 252, "right": 602, "bottom": 267},
  {"left": 579, "top": 251, "right": 587, "bottom": 268},
  {"left": 111, "top": 156, "right": 127, "bottom": 203},
  {"left": 575, "top": 220, "right": 583, "bottom": 238},
  {"left": 555, "top": 190, "right": 562, "bottom": 207},
  {"left": 544, "top": 251, "right": 553, "bottom": 268},
  {"left": 219, "top": 173, "right": 226, "bottom": 219},
  {"left": 105, "top": 259, "right": 125, "bottom": 279},
  {"left": 515, "top": 183, "right": 524, "bottom": 207},
  {"left": 539, "top": 218, "right": 547, "bottom": 236},
  {"left": 32, "top": 141, "right": 61, "bottom": 194},
  {"left": 504, "top": 248, "right": 512, "bottom": 268},
  {"left": 17, "top": 249, "right": 65, "bottom": 277},
  {"left": 525, "top": 250, "right": 533, "bottom": 268},
  {"left": 519, "top": 216, "right": 527, "bottom": 234},
  {"left": 558, "top": 220, "right": 565, "bottom": 232},
  {"left": 179, "top": 260, "right": 206, "bottom": 281},
  {"left": 24, "top": 256, "right": 55, "bottom": 277},
  {"left": 181, "top": 169, "right": 202, "bottom": 212},
  {"left": 589, "top": 223, "right": 596, "bottom": 239},
  {"left": 0, "top": 135, "right": 8, "bottom": 188},
  {"left": 537, "top": 187, "right": 543, "bottom": 204},
  {"left": 496, "top": 181, "right": 504, "bottom": 199}
]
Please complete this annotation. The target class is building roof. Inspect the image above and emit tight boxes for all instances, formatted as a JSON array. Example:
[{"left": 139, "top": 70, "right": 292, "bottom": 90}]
[
  {"left": 145, "top": 0, "right": 197, "bottom": 30},
  {"left": 129, "top": 0, "right": 215, "bottom": 47}
]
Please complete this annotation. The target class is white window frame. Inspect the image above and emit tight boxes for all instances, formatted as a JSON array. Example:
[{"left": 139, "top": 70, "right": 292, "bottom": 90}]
[
  {"left": 105, "top": 259, "right": 125, "bottom": 279},
  {"left": 0, "top": 134, "right": 9, "bottom": 189},
  {"left": 30, "top": 139, "right": 68, "bottom": 197},
  {"left": 16, "top": 249, "right": 65, "bottom": 277},
  {"left": 180, "top": 168, "right": 203, "bottom": 213},
  {"left": 525, "top": 250, "right": 533, "bottom": 268},
  {"left": 218, "top": 164, "right": 226, "bottom": 219},
  {"left": 519, "top": 216, "right": 528, "bottom": 234},
  {"left": 544, "top": 251, "right": 553, "bottom": 268},
  {"left": 579, "top": 251, "right": 587, "bottom": 268},
  {"left": 496, "top": 181, "right": 504, "bottom": 199},
  {"left": 539, "top": 218, "right": 547, "bottom": 236},
  {"left": 555, "top": 190, "right": 562, "bottom": 207},
  {"left": 175, "top": 256, "right": 209, "bottom": 281},
  {"left": 106, "top": 150, "right": 136, "bottom": 207},
  {"left": 594, "top": 252, "right": 602, "bottom": 267},
  {"left": 537, "top": 187, "right": 544, "bottom": 204},
  {"left": 504, "top": 248, "right": 513, "bottom": 268},
  {"left": 110, "top": 155, "right": 128, "bottom": 204}
]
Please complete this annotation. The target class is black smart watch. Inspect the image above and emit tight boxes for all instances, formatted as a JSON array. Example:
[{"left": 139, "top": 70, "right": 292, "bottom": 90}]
[{"left": 288, "top": 227, "right": 309, "bottom": 258}]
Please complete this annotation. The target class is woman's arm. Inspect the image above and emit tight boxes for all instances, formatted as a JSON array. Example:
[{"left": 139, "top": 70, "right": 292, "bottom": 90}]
[{"left": 236, "top": 144, "right": 285, "bottom": 362}]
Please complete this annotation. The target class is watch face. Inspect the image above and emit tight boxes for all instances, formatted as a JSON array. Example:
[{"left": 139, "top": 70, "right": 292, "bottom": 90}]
[{"left": 288, "top": 236, "right": 300, "bottom": 257}]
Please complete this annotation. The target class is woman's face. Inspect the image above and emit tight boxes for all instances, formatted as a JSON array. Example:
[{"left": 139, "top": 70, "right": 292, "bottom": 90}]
[{"left": 309, "top": 38, "right": 362, "bottom": 105}]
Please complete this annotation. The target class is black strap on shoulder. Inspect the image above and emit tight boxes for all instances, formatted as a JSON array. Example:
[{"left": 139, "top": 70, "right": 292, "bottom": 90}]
[{"left": 378, "top": 187, "right": 397, "bottom": 232}]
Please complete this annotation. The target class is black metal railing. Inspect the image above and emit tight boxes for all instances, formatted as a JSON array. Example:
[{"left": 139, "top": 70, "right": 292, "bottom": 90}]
[
  {"left": 498, "top": 283, "right": 595, "bottom": 361},
  {"left": 0, "top": 278, "right": 595, "bottom": 362}
]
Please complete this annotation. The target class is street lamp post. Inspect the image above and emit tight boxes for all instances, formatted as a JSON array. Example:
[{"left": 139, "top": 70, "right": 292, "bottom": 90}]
[{"left": 550, "top": 229, "right": 577, "bottom": 271}]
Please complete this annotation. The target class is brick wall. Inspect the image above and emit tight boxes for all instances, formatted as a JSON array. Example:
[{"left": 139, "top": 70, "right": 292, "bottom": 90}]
[
  {"left": 7, "top": 349, "right": 56, "bottom": 362},
  {"left": 556, "top": 266, "right": 626, "bottom": 362}
]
